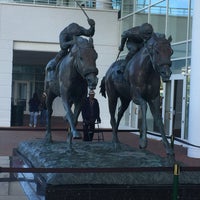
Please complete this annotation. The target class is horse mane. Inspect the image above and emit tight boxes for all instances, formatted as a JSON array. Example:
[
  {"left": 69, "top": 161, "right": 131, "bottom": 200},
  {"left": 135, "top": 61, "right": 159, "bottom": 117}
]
[{"left": 145, "top": 32, "right": 170, "bottom": 52}]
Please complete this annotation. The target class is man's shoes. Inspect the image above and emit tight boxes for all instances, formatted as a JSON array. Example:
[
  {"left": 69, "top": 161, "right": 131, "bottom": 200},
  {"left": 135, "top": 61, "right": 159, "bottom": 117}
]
[{"left": 73, "top": 136, "right": 82, "bottom": 139}]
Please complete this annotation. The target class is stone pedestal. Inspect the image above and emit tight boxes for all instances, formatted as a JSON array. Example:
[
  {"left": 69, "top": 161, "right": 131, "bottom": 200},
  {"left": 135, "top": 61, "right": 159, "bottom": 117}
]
[{"left": 13, "top": 140, "right": 200, "bottom": 199}]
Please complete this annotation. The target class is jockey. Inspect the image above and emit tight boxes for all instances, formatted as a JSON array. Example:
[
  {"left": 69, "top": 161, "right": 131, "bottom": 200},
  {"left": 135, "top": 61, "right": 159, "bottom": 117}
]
[
  {"left": 118, "top": 23, "right": 154, "bottom": 74},
  {"left": 46, "top": 18, "right": 95, "bottom": 72}
]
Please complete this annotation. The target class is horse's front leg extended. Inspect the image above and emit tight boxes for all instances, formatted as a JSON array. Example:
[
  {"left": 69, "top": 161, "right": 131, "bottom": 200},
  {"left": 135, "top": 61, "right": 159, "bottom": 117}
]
[
  {"left": 148, "top": 97, "right": 174, "bottom": 156},
  {"left": 107, "top": 95, "right": 118, "bottom": 143},
  {"left": 139, "top": 100, "right": 148, "bottom": 149},
  {"left": 62, "top": 98, "right": 80, "bottom": 142}
]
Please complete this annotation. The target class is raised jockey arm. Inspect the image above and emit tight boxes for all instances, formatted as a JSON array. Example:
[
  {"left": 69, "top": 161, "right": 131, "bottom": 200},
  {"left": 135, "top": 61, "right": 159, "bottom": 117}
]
[
  {"left": 119, "top": 33, "right": 129, "bottom": 52},
  {"left": 81, "top": 18, "right": 95, "bottom": 37}
]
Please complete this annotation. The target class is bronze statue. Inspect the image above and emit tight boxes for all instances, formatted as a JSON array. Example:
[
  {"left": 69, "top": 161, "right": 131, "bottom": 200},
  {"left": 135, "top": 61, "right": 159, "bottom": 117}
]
[
  {"left": 46, "top": 18, "right": 95, "bottom": 74},
  {"left": 118, "top": 23, "right": 154, "bottom": 74},
  {"left": 45, "top": 36, "right": 98, "bottom": 144},
  {"left": 100, "top": 32, "right": 174, "bottom": 156}
]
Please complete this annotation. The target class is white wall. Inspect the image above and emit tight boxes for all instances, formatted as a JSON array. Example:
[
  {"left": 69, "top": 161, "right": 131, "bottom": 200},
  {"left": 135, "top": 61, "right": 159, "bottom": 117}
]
[{"left": 0, "top": 3, "right": 119, "bottom": 127}]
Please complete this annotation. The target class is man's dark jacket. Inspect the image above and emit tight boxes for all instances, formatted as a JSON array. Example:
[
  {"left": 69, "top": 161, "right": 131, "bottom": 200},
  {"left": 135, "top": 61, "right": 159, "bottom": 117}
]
[{"left": 81, "top": 97, "right": 100, "bottom": 123}]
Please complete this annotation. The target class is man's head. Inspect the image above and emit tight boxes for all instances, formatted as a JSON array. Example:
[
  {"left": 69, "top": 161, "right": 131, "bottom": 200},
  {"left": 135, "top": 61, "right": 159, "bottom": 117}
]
[
  {"left": 139, "top": 23, "right": 153, "bottom": 41},
  {"left": 89, "top": 90, "right": 95, "bottom": 99},
  {"left": 42, "top": 92, "right": 47, "bottom": 98}
]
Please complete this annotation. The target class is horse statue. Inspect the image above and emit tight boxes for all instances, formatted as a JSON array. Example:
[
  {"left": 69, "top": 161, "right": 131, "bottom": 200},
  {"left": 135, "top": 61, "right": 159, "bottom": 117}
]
[
  {"left": 45, "top": 36, "right": 98, "bottom": 144},
  {"left": 100, "top": 33, "right": 174, "bottom": 156}
]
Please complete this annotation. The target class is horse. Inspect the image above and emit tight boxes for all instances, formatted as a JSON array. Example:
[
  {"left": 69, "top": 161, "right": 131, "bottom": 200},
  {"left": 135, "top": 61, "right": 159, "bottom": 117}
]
[
  {"left": 45, "top": 36, "right": 98, "bottom": 144},
  {"left": 100, "top": 33, "right": 174, "bottom": 156}
]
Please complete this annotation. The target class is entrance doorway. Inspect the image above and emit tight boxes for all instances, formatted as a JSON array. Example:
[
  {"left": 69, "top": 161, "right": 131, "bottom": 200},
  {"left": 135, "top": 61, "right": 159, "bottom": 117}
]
[
  {"left": 13, "top": 81, "right": 30, "bottom": 113},
  {"left": 163, "top": 74, "right": 186, "bottom": 139}
]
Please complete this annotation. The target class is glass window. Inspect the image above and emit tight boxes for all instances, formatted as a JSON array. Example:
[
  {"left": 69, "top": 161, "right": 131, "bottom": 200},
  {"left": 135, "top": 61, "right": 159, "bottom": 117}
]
[
  {"left": 134, "top": 7, "right": 148, "bottom": 26},
  {"left": 187, "top": 41, "right": 192, "bottom": 57},
  {"left": 13, "top": 65, "right": 44, "bottom": 82},
  {"left": 150, "top": 1, "right": 166, "bottom": 34},
  {"left": 112, "top": 0, "right": 121, "bottom": 10},
  {"left": 188, "top": 0, "right": 193, "bottom": 39},
  {"left": 151, "top": 0, "right": 164, "bottom": 5},
  {"left": 171, "top": 59, "right": 186, "bottom": 74},
  {"left": 171, "top": 43, "right": 186, "bottom": 59},
  {"left": 150, "top": 0, "right": 166, "bottom": 15},
  {"left": 167, "top": 0, "right": 189, "bottom": 43},
  {"left": 121, "top": 0, "right": 134, "bottom": 17},
  {"left": 135, "top": 0, "right": 150, "bottom": 11}
]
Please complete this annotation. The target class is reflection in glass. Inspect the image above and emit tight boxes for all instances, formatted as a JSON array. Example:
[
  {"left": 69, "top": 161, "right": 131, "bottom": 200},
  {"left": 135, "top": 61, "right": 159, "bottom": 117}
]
[
  {"left": 121, "top": 0, "right": 134, "bottom": 17},
  {"left": 150, "top": 1, "right": 166, "bottom": 34},
  {"left": 135, "top": 0, "right": 149, "bottom": 11},
  {"left": 171, "top": 43, "right": 186, "bottom": 59},
  {"left": 167, "top": 0, "right": 188, "bottom": 43},
  {"left": 134, "top": 9, "right": 148, "bottom": 26},
  {"left": 188, "top": 0, "right": 193, "bottom": 39},
  {"left": 171, "top": 59, "right": 186, "bottom": 74},
  {"left": 187, "top": 41, "right": 192, "bottom": 57}
]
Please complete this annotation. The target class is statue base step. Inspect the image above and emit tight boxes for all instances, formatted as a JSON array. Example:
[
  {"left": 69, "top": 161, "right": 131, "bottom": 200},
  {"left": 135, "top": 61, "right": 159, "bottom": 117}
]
[{"left": 12, "top": 140, "right": 200, "bottom": 199}]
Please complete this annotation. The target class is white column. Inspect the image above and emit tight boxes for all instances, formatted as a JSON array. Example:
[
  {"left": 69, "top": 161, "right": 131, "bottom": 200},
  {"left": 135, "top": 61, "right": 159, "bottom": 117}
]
[
  {"left": 0, "top": 39, "right": 13, "bottom": 127},
  {"left": 96, "top": 0, "right": 112, "bottom": 9},
  {"left": 187, "top": 0, "right": 200, "bottom": 158}
]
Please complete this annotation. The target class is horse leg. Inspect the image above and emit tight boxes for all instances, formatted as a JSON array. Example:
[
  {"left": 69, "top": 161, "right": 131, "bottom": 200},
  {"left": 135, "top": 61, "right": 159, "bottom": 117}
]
[
  {"left": 45, "top": 92, "right": 57, "bottom": 143},
  {"left": 73, "top": 100, "right": 83, "bottom": 134},
  {"left": 148, "top": 96, "right": 174, "bottom": 156},
  {"left": 61, "top": 95, "right": 79, "bottom": 143},
  {"left": 108, "top": 94, "right": 119, "bottom": 143},
  {"left": 116, "top": 97, "right": 130, "bottom": 130},
  {"left": 139, "top": 99, "right": 148, "bottom": 149}
]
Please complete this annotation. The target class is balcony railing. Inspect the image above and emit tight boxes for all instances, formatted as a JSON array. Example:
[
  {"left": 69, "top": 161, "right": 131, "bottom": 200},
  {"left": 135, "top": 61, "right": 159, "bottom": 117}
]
[{"left": 1, "top": 0, "right": 121, "bottom": 10}]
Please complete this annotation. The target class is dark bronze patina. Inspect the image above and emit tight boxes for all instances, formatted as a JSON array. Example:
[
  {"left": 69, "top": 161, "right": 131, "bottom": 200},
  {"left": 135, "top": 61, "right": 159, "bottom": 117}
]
[
  {"left": 100, "top": 32, "right": 174, "bottom": 156},
  {"left": 45, "top": 36, "right": 98, "bottom": 144}
]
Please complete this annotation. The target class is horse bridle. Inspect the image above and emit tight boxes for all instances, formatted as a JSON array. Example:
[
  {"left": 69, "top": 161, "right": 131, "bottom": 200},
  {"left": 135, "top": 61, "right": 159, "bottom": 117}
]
[
  {"left": 72, "top": 45, "right": 98, "bottom": 79},
  {"left": 145, "top": 39, "right": 172, "bottom": 73},
  {"left": 144, "top": 41, "right": 157, "bottom": 71}
]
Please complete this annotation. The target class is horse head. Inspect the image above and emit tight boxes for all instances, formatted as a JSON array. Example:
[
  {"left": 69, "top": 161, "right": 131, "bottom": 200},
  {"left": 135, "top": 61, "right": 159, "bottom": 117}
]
[
  {"left": 71, "top": 36, "right": 98, "bottom": 89},
  {"left": 146, "top": 33, "right": 173, "bottom": 82}
]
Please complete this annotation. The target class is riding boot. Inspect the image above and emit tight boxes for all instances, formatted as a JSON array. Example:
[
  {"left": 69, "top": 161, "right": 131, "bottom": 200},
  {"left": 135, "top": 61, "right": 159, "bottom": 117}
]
[
  {"left": 46, "top": 50, "right": 66, "bottom": 72},
  {"left": 117, "top": 50, "right": 136, "bottom": 74}
]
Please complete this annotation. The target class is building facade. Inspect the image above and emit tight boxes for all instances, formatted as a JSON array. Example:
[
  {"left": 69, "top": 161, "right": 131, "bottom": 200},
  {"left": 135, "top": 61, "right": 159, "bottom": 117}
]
[{"left": 0, "top": 0, "right": 119, "bottom": 127}]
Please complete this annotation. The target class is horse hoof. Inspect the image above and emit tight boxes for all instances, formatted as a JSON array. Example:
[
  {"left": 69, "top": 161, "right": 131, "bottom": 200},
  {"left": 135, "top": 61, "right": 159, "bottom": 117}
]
[
  {"left": 72, "top": 131, "right": 81, "bottom": 138},
  {"left": 139, "top": 138, "right": 148, "bottom": 149},
  {"left": 73, "top": 136, "right": 82, "bottom": 139},
  {"left": 44, "top": 138, "right": 52, "bottom": 144},
  {"left": 112, "top": 141, "right": 121, "bottom": 150}
]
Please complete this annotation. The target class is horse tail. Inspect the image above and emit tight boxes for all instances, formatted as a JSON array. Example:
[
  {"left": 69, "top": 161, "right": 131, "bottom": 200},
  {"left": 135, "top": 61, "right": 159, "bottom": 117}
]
[{"left": 100, "top": 76, "right": 106, "bottom": 98}]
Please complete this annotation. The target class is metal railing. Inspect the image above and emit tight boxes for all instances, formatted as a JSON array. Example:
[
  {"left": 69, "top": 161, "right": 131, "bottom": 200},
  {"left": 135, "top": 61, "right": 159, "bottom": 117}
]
[{"left": 1, "top": 0, "right": 121, "bottom": 10}]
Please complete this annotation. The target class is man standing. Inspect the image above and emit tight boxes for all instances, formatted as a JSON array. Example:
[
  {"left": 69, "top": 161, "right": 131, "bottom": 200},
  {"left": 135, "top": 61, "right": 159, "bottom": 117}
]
[
  {"left": 81, "top": 90, "right": 101, "bottom": 141},
  {"left": 29, "top": 92, "right": 40, "bottom": 128}
]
